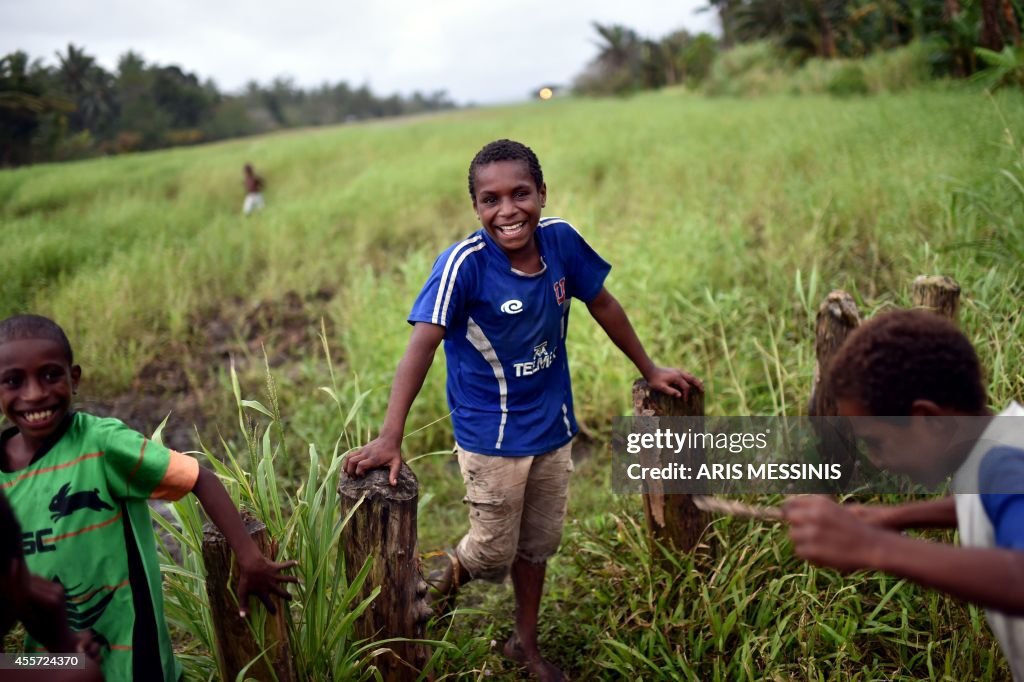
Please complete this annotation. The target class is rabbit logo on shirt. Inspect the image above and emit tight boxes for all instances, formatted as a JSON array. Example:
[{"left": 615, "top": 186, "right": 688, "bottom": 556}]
[{"left": 49, "top": 482, "right": 114, "bottom": 522}]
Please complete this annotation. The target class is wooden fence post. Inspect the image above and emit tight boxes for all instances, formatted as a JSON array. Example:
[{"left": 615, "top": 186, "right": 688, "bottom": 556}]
[
  {"left": 338, "top": 463, "right": 431, "bottom": 682},
  {"left": 632, "top": 379, "right": 708, "bottom": 555},
  {"left": 912, "top": 275, "right": 961, "bottom": 320},
  {"left": 202, "top": 515, "right": 295, "bottom": 682},
  {"left": 809, "top": 290, "right": 861, "bottom": 418},
  {"left": 808, "top": 290, "right": 862, "bottom": 488}
]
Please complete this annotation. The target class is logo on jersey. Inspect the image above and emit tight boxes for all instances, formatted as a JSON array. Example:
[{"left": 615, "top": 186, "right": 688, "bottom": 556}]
[
  {"left": 553, "top": 278, "right": 567, "bottom": 305},
  {"left": 500, "top": 299, "right": 524, "bottom": 315},
  {"left": 514, "top": 341, "right": 557, "bottom": 377},
  {"left": 49, "top": 482, "right": 115, "bottom": 522},
  {"left": 58, "top": 576, "right": 118, "bottom": 633}
]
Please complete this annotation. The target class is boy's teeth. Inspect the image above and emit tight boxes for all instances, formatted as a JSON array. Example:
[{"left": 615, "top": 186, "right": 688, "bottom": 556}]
[
  {"left": 499, "top": 221, "right": 525, "bottom": 234},
  {"left": 24, "top": 409, "right": 54, "bottom": 423}
]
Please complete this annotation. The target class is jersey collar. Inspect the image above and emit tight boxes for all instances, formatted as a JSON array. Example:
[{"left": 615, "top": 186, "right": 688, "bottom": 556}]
[
  {"left": 478, "top": 226, "right": 548, "bottom": 278},
  {"left": 0, "top": 411, "right": 76, "bottom": 473}
]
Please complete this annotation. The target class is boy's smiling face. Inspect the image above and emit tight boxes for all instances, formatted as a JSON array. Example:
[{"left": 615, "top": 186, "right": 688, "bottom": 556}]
[
  {"left": 0, "top": 338, "right": 80, "bottom": 443},
  {"left": 472, "top": 160, "right": 546, "bottom": 256}
]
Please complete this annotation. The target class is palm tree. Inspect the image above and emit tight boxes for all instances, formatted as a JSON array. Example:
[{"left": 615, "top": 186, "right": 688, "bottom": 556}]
[
  {"left": 0, "top": 52, "right": 71, "bottom": 165},
  {"left": 54, "top": 43, "right": 117, "bottom": 135}
]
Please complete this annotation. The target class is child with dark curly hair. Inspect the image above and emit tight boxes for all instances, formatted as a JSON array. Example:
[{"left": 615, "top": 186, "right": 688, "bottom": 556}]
[
  {"left": 784, "top": 309, "right": 1024, "bottom": 679},
  {"left": 344, "top": 139, "right": 702, "bottom": 680},
  {"left": 0, "top": 314, "right": 297, "bottom": 682}
]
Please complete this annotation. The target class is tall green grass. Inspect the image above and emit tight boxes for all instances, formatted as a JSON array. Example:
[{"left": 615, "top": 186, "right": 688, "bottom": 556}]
[{"left": 2, "top": 89, "right": 1023, "bottom": 678}]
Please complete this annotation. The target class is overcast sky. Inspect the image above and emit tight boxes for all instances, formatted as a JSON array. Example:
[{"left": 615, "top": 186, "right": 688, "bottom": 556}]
[{"left": 1, "top": 0, "right": 718, "bottom": 103}]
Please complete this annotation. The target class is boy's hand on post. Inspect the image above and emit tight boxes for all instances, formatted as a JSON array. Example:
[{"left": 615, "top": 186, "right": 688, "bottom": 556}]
[
  {"left": 343, "top": 436, "right": 403, "bottom": 486},
  {"left": 784, "top": 495, "right": 886, "bottom": 573},
  {"left": 236, "top": 551, "right": 299, "bottom": 618},
  {"left": 644, "top": 366, "right": 704, "bottom": 400}
]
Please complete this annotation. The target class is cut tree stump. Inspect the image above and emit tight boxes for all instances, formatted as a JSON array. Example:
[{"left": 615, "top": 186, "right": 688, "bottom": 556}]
[
  {"left": 202, "top": 514, "right": 295, "bottom": 682},
  {"left": 912, "top": 275, "right": 961, "bottom": 321},
  {"left": 632, "top": 379, "right": 708, "bottom": 555},
  {"left": 808, "top": 290, "right": 862, "bottom": 490},
  {"left": 338, "top": 463, "right": 431, "bottom": 682}
]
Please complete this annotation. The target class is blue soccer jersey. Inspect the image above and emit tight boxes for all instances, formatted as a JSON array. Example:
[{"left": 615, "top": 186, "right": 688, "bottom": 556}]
[{"left": 408, "top": 218, "right": 611, "bottom": 456}]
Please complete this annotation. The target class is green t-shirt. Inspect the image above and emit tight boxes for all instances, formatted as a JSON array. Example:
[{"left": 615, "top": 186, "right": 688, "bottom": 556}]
[{"left": 1, "top": 411, "right": 193, "bottom": 682}]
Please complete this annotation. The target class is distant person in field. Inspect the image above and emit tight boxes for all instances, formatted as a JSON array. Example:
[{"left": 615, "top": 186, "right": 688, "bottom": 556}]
[
  {"left": 343, "top": 139, "right": 703, "bottom": 681},
  {"left": 784, "top": 310, "right": 1024, "bottom": 680},
  {"left": 0, "top": 314, "right": 298, "bottom": 682},
  {"left": 1, "top": 489, "right": 104, "bottom": 681},
  {"left": 242, "top": 163, "right": 265, "bottom": 215}
]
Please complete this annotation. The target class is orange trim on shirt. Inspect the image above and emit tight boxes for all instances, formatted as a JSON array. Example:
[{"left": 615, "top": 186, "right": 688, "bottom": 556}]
[
  {"left": 0, "top": 451, "right": 103, "bottom": 489},
  {"left": 150, "top": 450, "right": 200, "bottom": 501},
  {"left": 43, "top": 511, "right": 123, "bottom": 544},
  {"left": 67, "top": 579, "right": 131, "bottom": 604},
  {"left": 109, "top": 644, "right": 133, "bottom": 651},
  {"left": 125, "top": 438, "right": 148, "bottom": 495}
]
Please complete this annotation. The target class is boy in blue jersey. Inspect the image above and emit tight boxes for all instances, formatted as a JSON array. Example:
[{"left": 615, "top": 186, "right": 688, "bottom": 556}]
[
  {"left": 344, "top": 139, "right": 702, "bottom": 680},
  {"left": 784, "top": 310, "right": 1024, "bottom": 679}
]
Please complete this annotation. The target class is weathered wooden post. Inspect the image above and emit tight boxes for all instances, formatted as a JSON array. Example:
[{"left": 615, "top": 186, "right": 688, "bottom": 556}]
[
  {"left": 202, "top": 515, "right": 295, "bottom": 682},
  {"left": 809, "top": 290, "right": 862, "bottom": 418},
  {"left": 633, "top": 379, "right": 708, "bottom": 554},
  {"left": 808, "top": 290, "right": 862, "bottom": 489},
  {"left": 338, "top": 463, "right": 431, "bottom": 681},
  {"left": 912, "top": 275, "right": 961, "bottom": 320}
]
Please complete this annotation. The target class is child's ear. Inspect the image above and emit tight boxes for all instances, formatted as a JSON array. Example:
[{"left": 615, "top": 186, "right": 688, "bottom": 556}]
[
  {"left": 70, "top": 365, "right": 82, "bottom": 393},
  {"left": 539, "top": 182, "right": 547, "bottom": 208},
  {"left": 910, "top": 399, "right": 944, "bottom": 418}
]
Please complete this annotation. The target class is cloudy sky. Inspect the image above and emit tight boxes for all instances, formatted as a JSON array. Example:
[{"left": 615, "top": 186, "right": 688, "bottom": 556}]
[{"left": 1, "top": 0, "right": 718, "bottom": 103}]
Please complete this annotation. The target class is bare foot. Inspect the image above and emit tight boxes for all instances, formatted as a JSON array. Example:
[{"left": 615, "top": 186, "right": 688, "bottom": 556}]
[{"left": 504, "top": 635, "right": 564, "bottom": 682}]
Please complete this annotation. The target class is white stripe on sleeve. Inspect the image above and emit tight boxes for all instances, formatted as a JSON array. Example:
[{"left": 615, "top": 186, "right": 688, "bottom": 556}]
[{"left": 431, "top": 235, "right": 483, "bottom": 325}]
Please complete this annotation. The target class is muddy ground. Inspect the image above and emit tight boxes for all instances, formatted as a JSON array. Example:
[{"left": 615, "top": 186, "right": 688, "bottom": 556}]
[{"left": 80, "top": 288, "right": 339, "bottom": 452}]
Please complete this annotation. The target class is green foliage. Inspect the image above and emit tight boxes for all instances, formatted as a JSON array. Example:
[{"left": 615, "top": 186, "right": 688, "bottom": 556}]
[
  {"left": 703, "top": 41, "right": 795, "bottom": 96},
  {"left": 569, "top": 506, "right": 1007, "bottom": 680},
  {"left": 706, "top": 41, "right": 935, "bottom": 96},
  {"left": 0, "top": 45, "right": 456, "bottom": 167},
  {"left": 827, "top": 64, "right": 871, "bottom": 96},
  {"left": 973, "top": 44, "right": 1024, "bottom": 89},
  {"left": 154, "top": 352, "right": 460, "bottom": 680},
  {"left": 2, "top": 90, "right": 1023, "bottom": 677},
  {"left": 574, "top": 23, "right": 720, "bottom": 95}
]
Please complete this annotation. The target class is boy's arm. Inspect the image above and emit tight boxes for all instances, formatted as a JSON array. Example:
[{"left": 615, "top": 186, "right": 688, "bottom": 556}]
[
  {"left": 847, "top": 496, "right": 958, "bottom": 530},
  {"left": 786, "top": 495, "right": 1024, "bottom": 615},
  {"left": 191, "top": 467, "right": 298, "bottom": 617},
  {"left": 585, "top": 287, "right": 702, "bottom": 398},
  {"left": 343, "top": 322, "right": 445, "bottom": 486}
]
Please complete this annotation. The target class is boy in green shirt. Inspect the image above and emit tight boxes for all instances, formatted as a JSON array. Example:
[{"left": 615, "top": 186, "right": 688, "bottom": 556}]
[{"left": 0, "top": 314, "right": 297, "bottom": 682}]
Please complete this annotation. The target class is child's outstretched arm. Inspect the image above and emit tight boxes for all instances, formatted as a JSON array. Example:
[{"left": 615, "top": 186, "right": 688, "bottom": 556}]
[
  {"left": 586, "top": 287, "right": 703, "bottom": 398},
  {"left": 785, "top": 495, "right": 1024, "bottom": 615},
  {"left": 191, "top": 468, "right": 299, "bottom": 617},
  {"left": 343, "top": 322, "right": 446, "bottom": 486},
  {"left": 846, "top": 496, "right": 958, "bottom": 530}
]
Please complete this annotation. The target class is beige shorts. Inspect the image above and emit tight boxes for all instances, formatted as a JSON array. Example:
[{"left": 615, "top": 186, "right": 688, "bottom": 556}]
[{"left": 455, "top": 441, "right": 574, "bottom": 582}]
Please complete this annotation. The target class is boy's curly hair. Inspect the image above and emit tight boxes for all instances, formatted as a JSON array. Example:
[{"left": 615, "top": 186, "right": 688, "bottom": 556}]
[
  {"left": 0, "top": 314, "right": 73, "bottom": 364},
  {"left": 825, "top": 309, "right": 986, "bottom": 416},
  {"left": 467, "top": 139, "right": 544, "bottom": 199}
]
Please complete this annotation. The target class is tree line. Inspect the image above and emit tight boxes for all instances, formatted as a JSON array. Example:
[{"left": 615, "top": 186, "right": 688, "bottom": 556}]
[
  {"left": 574, "top": 0, "right": 1024, "bottom": 94},
  {"left": 0, "top": 44, "right": 456, "bottom": 167}
]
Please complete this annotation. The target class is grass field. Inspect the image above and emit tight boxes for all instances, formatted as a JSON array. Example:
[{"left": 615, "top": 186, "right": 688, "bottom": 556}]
[{"left": 2, "top": 86, "right": 1024, "bottom": 680}]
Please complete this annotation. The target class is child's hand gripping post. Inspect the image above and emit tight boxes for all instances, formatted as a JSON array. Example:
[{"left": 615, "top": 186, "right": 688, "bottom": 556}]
[{"left": 191, "top": 467, "right": 298, "bottom": 617}]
